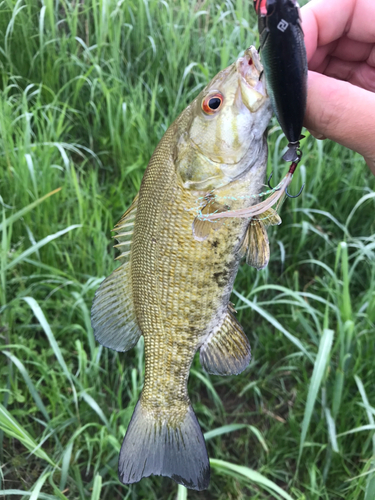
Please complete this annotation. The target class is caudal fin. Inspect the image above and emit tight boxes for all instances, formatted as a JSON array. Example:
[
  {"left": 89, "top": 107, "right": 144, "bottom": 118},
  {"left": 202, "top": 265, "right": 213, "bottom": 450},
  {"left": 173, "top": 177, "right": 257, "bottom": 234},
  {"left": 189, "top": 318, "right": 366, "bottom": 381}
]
[{"left": 118, "top": 400, "right": 210, "bottom": 490}]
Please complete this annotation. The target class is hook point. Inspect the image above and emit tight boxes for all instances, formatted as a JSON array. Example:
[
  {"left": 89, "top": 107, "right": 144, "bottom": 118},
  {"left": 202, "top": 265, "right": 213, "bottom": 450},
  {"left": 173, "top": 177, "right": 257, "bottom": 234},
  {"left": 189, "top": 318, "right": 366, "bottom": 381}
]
[{"left": 286, "top": 183, "right": 305, "bottom": 199}]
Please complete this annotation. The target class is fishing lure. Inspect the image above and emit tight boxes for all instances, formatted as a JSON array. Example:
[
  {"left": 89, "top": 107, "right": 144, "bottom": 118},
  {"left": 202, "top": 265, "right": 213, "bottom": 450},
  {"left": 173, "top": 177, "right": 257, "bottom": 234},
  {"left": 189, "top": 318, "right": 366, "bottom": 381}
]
[{"left": 254, "top": 0, "right": 307, "bottom": 164}]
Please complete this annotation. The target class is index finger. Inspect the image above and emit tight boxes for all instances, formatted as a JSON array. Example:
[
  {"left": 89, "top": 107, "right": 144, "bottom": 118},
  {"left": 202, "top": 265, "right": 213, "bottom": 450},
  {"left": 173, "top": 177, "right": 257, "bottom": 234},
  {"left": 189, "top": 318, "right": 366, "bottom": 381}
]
[{"left": 301, "top": 0, "right": 375, "bottom": 62}]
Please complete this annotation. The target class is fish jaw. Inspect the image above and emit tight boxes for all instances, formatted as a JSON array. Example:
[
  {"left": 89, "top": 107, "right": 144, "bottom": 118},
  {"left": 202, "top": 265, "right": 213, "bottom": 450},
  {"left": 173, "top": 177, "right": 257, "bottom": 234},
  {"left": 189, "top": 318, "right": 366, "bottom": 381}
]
[{"left": 236, "top": 46, "right": 267, "bottom": 113}]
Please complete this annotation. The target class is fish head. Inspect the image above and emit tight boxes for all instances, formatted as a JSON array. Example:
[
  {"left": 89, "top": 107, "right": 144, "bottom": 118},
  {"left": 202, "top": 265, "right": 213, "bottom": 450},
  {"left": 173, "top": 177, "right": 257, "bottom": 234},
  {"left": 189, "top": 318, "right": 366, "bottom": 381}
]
[{"left": 177, "top": 46, "right": 272, "bottom": 191}]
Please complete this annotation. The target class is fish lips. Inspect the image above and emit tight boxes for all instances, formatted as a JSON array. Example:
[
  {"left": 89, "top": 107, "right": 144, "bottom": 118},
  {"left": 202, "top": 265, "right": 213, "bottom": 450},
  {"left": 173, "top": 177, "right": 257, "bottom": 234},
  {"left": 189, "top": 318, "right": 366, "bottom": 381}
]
[{"left": 236, "top": 46, "right": 268, "bottom": 113}]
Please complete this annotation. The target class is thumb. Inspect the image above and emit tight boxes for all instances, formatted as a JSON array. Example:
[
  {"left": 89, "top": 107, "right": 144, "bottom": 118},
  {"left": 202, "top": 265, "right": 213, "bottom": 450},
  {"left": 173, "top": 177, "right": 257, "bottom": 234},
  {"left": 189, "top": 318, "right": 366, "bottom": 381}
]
[
  {"left": 364, "top": 156, "right": 375, "bottom": 176},
  {"left": 304, "top": 71, "right": 375, "bottom": 169}
]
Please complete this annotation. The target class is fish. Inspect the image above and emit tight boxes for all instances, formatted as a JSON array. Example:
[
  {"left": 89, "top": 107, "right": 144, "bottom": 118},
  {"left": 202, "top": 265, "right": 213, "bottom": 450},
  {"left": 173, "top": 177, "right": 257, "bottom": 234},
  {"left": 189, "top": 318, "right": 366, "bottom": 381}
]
[
  {"left": 91, "top": 46, "right": 279, "bottom": 491},
  {"left": 254, "top": 0, "right": 307, "bottom": 161}
]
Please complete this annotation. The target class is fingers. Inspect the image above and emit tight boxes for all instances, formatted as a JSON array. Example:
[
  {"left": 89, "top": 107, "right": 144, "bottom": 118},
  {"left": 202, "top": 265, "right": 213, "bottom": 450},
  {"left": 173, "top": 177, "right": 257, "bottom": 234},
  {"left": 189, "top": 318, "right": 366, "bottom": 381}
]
[
  {"left": 308, "top": 42, "right": 337, "bottom": 72},
  {"left": 301, "top": 0, "right": 355, "bottom": 61},
  {"left": 307, "top": 129, "right": 326, "bottom": 141},
  {"left": 304, "top": 71, "right": 375, "bottom": 162},
  {"left": 364, "top": 156, "right": 375, "bottom": 175},
  {"left": 300, "top": 1, "right": 375, "bottom": 175},
  {"left": 322, "top": 58, "right": 375, "bottom": 92},
  {"left": 301, "top": 0, "right": 375, "bottom": 61},
  {"left": 331, "top": 37, "right": 374, "bottom": 64}
]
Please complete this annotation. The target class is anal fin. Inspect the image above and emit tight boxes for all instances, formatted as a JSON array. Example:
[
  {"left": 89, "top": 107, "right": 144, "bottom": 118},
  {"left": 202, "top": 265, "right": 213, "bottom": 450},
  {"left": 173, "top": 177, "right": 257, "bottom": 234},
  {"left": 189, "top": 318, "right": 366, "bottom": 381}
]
[
  {"left": 91, "top": 193, "right": 141, "bottom": 351},
  {"left": 91, "top": 262, "right": 141, "bottom": 352},
  {"left": 200, "top": 309, "right": 251, "bottom": 376}
]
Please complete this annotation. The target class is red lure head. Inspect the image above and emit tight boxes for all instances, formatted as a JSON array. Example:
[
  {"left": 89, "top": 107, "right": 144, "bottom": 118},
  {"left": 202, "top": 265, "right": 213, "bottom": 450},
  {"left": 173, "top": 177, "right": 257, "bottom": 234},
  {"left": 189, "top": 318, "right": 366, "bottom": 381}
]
[{"left": 253, "top": 0, "right": 267, "bottom": 15}]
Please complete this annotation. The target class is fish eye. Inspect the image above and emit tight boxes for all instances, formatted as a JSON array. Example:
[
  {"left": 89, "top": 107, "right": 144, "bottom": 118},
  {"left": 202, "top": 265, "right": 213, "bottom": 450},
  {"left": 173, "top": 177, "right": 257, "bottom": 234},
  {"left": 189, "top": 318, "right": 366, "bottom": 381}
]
[{"left": 202, "top": 93, "right": 224, "bottom": 115}]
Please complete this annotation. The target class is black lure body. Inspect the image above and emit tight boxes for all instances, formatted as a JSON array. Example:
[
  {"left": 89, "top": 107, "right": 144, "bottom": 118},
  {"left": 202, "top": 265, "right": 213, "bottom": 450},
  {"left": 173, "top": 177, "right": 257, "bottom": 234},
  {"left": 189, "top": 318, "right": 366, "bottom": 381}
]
[{"left": 254, "top": 0, "right": 307, "bottom": 161}]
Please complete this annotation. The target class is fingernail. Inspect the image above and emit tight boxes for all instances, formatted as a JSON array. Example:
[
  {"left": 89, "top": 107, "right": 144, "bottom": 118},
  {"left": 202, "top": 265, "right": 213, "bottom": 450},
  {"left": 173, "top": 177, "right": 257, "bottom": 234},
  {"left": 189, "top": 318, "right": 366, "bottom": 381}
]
[{"left": 307, "top": 129, "right": 326, "bottom": 140}]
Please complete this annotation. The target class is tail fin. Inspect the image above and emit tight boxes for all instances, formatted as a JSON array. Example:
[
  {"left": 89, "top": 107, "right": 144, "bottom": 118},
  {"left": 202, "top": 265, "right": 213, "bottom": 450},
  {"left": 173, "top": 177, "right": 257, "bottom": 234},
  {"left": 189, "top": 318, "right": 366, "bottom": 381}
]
[{"left": 118, "top": 400, "right": 210, "bottom": 490}]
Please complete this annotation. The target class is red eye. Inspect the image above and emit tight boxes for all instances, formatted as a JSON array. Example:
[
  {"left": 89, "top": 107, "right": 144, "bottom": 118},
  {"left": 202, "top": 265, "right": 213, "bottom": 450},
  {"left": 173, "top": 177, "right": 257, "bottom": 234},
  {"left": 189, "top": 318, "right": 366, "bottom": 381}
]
[{"left": 202, "top": 93, "right": 224, "bottom": 115}]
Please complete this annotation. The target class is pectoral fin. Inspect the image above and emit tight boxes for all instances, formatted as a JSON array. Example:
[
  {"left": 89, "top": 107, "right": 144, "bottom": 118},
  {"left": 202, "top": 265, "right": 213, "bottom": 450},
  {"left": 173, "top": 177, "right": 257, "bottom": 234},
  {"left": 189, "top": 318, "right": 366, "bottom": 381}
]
[
  {"left": 257, "top": 207, "right": 282, "bottom": 227},
  {"left": 192, "top": 200, "right": 228, "bottom": 242},
  {"left": 200, "top": 308, "right": 251, "bottom": 376}
]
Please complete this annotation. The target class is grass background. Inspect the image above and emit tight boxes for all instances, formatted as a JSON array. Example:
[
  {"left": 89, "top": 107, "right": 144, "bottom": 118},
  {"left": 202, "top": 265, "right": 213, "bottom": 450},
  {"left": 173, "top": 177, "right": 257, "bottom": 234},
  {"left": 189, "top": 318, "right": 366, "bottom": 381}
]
[{"left": 1, "top": 0, "right": 375, "bottom": 498}]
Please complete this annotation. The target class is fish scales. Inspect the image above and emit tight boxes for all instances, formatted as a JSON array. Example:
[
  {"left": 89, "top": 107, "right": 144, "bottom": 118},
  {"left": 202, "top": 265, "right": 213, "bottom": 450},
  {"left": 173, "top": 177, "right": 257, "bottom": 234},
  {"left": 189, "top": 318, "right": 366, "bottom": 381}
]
[
  {"left": 91, "top": 46, "right": 275, "bottom": 490},
  {"left": 135, "top": 115, "right": 246, "bottom": 407}
]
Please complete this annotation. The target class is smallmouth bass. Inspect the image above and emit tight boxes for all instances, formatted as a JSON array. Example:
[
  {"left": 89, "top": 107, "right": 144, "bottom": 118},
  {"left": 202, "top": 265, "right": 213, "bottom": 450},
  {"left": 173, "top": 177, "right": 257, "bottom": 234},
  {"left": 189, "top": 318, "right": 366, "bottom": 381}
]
[{"left": 91, "top": 46, "right": 279, "bottom": 491}]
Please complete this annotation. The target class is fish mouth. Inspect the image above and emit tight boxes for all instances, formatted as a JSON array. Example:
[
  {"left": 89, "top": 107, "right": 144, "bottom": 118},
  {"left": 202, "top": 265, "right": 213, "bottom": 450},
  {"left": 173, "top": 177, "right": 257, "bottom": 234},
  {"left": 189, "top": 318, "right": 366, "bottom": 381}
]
[{"left": 236, "top": 46, "right": 268, "bottom": 112}]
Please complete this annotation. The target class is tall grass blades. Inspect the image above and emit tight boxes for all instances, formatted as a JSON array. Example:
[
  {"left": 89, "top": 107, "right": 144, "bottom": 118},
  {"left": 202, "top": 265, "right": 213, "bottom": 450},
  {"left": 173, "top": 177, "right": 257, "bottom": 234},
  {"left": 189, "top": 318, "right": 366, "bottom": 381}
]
[{"left": 1, "top": 0, "right": 374, "bottom": 498}]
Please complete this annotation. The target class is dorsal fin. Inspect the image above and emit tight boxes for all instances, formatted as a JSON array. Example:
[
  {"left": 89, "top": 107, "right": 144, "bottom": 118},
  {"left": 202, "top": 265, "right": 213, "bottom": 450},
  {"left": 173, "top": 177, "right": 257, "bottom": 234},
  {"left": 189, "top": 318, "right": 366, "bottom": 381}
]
[
  {"left": 115, "top": 193, "right": 139, "bottom": 228},
  {"left": 113, "top": 194, "right": 138, "bottom": 263},
  {"left": 91, "top": 194, "right": 141, "bottom": 352}
]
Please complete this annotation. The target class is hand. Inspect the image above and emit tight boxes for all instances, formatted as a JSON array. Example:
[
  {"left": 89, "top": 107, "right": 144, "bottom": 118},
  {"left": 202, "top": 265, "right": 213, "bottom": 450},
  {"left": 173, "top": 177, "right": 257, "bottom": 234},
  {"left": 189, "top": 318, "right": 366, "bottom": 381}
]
[{"left": 301, "top": 0, "right": 375, "bottom": 174}]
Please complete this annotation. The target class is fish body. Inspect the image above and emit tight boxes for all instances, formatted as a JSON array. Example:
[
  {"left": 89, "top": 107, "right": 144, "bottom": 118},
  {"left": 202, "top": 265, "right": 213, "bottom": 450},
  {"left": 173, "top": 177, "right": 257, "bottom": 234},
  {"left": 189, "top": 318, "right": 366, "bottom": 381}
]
[
  {"left": 91, "top": 47, "right": 274, "bottom": 490},
  {"left": 254, "top": 0, "right": 307, "bottom": 149}
]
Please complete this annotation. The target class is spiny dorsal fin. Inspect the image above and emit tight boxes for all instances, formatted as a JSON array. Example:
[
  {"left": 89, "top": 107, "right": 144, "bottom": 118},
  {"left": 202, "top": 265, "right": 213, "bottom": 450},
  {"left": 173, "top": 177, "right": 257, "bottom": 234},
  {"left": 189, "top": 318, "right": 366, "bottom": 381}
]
[
  {"left": 192, "top": 199, "right": 228, "bottom": 242},
  {"left": 246, "top": 217, "right": 270, "bottom": 270},
  {"left": 200, "top": 309, "right": 251, "bottom": 376},
  {"left": 113, "top": 194, "right": 138, "bottom": 263},
  {"left": 115, "top": 193, "right": 139, "bottom": 229}
]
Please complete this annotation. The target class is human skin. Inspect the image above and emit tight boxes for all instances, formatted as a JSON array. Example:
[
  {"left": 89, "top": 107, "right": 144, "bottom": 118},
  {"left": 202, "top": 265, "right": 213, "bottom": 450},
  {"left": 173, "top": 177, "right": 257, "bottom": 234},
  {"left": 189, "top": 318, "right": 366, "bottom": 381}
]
[{"left": 300, "top": 0, "right": 375, "bottom": 174}]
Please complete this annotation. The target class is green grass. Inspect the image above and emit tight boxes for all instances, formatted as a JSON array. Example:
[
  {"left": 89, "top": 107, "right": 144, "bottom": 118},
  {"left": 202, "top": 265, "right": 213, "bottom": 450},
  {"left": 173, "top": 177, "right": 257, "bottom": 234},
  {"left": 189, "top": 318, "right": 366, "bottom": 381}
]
[{"left": 1, "top": 0, "right": 375, "bottom": 498}]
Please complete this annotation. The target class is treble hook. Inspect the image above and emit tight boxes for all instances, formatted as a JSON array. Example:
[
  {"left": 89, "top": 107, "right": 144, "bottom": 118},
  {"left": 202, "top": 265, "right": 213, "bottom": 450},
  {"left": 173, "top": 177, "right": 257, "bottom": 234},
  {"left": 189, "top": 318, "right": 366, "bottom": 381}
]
[
  {"left": 269, "top": 171, "right": 304, "bottom": 198},
  {"left": 285, "top": 183, "right": 305, "bottom": 198},
  {"left": 267, "top": 172, "right": 281, "bottom": 191},
  {"left": 285, "top": 155, "right": 304, "bottom": 198},
  {"left": 268, "top": 149, "right": 305, "bottom": 198}
]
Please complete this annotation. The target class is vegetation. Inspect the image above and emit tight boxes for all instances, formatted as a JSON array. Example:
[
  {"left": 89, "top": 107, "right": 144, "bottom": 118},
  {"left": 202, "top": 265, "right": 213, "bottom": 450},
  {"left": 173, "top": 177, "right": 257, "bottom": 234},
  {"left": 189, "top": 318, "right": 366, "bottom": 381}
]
[{"left": 0, "top": 0, "right": 374, "bottom": 498}]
